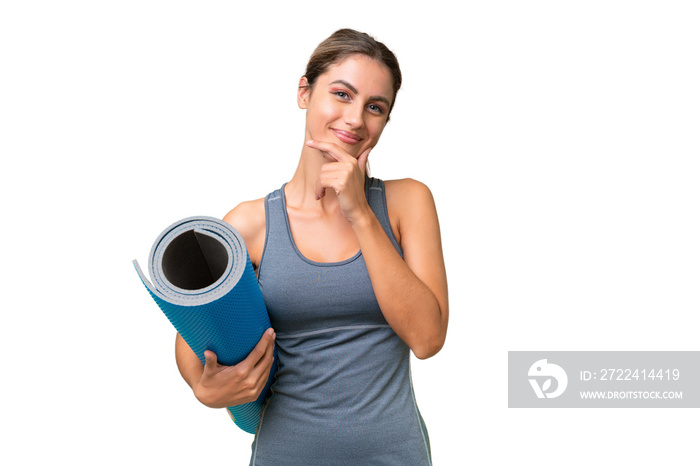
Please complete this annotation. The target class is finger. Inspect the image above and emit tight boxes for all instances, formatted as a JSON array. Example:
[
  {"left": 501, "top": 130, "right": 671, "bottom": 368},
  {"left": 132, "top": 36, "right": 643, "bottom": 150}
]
[
  {"left": 315, "top": 181, "right": 326, "bottom": 200},
  {"left": 243, "top": 328, "right": 275, "bottom": 368},
  {"left": 315, "top": 165, "right": 343, "bottom": 199},
  {"left": 253, "top": 354, "right": 275, "bottom": 394},
  {"left": 306, "top": 139, "right": 352, "bottom": 163},
  {"left": 250, "top": 333, "right": 277, "bottom": 390},
  {"left": 357, "top": 147, "right": 371, "bottom": 176},
  {"left": 254, "top": 330, "right": 277, "bottom": 370},
  {"left": 203, "top": 350, "right": 218, "bottom": 369},
  {"left": 315, "top": 170, "right": 343, "bottom": 200}
]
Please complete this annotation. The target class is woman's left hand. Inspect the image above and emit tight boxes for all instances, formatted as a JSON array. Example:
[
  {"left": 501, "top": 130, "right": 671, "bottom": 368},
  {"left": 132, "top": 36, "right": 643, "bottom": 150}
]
[{"left": 307, "top": 139, "right": 372, "bottom": 224}]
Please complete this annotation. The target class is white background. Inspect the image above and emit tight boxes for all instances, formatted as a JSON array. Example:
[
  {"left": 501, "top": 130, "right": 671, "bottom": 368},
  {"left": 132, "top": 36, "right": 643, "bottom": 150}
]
[{"left": 2, "top": 1, "right": 698, "bottom": 464}]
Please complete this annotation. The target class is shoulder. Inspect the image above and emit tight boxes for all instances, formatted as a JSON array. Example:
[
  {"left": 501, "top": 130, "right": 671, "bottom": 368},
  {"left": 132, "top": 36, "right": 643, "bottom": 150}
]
[
  {"left": 223, "top": 197, "right": 266, "bottom": 231},
  {"left": 384, "top": 178, "right": 433, "bottom": 198},
  {"left": 384, "top": 178, "right": 436, "bottom": 216},
  {"left": 223, "top": 197, "right": 266, "bottom": 265},
  {"left": 382, "top": 178, "right": 438, "bottom": 245}
]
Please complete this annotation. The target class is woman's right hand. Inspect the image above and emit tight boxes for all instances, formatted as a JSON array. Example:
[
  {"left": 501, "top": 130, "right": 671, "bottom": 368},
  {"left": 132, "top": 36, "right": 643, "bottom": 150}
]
[{"left": 191, "top": 328, "right": 276, "bottom": 409}]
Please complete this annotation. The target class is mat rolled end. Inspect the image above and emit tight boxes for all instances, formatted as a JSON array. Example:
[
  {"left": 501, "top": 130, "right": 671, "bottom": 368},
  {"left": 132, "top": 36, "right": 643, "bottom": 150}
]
[{"left": 134, "top": 216, "right": 278, "bottom": 435}]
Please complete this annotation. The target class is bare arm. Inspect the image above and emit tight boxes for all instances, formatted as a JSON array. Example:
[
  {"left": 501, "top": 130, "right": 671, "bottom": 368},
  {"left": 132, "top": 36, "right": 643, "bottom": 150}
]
[
  {"left": 352, "top": 179, "right": 448, "bottom": 359},
  {"left": 309, "top": 139, "right": 449, "bottom": 359}
]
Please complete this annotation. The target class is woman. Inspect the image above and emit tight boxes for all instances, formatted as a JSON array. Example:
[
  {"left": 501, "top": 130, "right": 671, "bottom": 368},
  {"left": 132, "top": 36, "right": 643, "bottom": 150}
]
[{"left": 175, "top": 29, "right": 448, "bottom": 465}]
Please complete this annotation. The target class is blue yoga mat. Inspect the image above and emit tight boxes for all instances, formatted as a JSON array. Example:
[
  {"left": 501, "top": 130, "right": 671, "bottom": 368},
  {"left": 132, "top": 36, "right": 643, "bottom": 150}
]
[{"left": 133, "top": 216, "right": 277, "bottom": 434}]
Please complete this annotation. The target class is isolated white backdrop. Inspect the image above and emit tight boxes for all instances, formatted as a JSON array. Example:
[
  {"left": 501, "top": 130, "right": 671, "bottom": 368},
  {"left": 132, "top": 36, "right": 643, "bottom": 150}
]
[{"left": 1, "top": 1, "right": 698, "bottom": 465}]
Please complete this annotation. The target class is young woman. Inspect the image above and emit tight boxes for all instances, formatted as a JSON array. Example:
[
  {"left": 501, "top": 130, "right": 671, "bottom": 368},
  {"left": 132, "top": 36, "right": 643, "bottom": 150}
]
[{"left": 175, "top": 29, "right": 448, "bottom": 465}]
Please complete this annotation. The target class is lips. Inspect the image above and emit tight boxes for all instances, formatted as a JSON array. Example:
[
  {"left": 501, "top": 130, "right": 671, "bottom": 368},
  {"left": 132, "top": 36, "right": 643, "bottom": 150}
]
[{"left": 331, "top": 129, "right": 362, "bottom": 145}]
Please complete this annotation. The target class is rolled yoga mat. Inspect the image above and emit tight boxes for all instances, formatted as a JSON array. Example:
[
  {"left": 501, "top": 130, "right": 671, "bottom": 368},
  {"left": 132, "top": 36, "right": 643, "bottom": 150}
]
[{"left": 133, "top": 216, "right": 277, "bottom": 434}]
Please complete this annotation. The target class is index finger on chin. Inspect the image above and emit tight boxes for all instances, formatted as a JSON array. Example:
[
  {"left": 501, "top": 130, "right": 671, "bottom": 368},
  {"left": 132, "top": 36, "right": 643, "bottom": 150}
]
[{"left": 306, "top": 139, "right": 348, "bottom": 162}]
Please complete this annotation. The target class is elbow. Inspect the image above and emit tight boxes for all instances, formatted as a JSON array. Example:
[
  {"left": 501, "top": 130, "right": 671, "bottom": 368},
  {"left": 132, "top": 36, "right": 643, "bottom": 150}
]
[
  {"left": 409, "top": 306, "right": 448, "bottom": 360},
  {"left": 411, "top": 302, "right": 448, "bottom": 360},
  {"left": 411, "top": 331, "right": 446, "bottom": 360},
  {"left": 412, "top": 342, "right": 443, "bottom": 360}
]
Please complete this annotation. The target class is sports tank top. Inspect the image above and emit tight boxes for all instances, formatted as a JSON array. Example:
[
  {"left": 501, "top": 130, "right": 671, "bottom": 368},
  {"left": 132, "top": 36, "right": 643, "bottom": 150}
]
[{"left": 249, "top": 177, "right": 432, "bottom": 465}]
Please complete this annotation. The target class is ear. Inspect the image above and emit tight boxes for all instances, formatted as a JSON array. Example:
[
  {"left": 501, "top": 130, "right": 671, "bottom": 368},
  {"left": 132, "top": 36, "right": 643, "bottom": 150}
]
[{"left": 297, "top": 76, "right": 311, "bottom": 109}]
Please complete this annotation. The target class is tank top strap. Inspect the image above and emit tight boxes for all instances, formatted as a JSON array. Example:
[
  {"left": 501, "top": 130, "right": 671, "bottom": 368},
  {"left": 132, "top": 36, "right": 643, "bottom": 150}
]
[
  {"left": 260, "top": 186, "right": 293, "bottom": 266},
  {"left": 263, "top": 187, "right": 287, "bottom": 234},
  {"left": 365, "top": 176, "right": 403, "bottom": 257}
]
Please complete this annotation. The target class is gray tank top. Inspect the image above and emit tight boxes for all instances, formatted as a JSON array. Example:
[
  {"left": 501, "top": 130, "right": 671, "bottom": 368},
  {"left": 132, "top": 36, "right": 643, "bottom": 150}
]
[{"left": 250, "top": 177, "right": 432, "bottom": 465}]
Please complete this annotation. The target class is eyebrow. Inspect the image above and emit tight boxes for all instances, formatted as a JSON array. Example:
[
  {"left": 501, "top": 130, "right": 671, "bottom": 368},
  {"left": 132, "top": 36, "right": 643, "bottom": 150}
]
[{"left": 329, "top": 79, "right": 392, "bottom": 107}]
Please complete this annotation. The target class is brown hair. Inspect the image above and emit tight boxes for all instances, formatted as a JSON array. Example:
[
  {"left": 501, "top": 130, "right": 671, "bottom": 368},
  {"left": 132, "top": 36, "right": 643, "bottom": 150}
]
[{"left": 303, "top": 28, "right": 402, "bottom": 118}]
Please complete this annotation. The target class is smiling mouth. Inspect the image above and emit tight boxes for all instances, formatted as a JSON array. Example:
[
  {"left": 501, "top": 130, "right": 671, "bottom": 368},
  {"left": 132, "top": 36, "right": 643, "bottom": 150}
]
[{"left": 331, "top": 129, "right": 362, "bottom": 144}]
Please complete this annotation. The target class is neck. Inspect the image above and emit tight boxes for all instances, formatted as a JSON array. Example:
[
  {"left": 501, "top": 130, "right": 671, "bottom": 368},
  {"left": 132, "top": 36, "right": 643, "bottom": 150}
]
[{"left": 285, "top": 141, "right": 340, "bottom": 212}]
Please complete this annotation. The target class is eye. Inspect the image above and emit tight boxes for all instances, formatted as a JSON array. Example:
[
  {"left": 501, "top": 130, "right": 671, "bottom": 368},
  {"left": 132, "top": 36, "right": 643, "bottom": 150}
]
[
  {"left": 333, "top": 90, "right": 350, "bottom": 100},
  {"left": 367, "top": 103, "right": 385, "bottom": 115}
]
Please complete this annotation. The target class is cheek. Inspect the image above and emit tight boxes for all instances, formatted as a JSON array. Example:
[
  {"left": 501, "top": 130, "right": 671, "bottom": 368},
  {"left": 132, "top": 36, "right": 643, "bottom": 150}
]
[
  {"left": 306, "top": 100, "right": 338, "bottom": 133},
  {"left": 368, "top": 121, "right": 386, "bottom": 142}
]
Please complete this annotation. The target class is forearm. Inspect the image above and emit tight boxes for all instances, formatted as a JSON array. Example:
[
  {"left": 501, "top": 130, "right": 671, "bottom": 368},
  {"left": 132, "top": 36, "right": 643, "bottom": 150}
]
[
  {"left": 175, "top": 333, "right": 203, "bottom": 389},
  {"left": 352, "top": 209, "right": 448, "bottom": 359}
]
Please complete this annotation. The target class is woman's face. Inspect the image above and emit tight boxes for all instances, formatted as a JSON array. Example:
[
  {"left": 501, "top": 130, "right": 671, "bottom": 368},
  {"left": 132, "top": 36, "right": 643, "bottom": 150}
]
[{"left": 298, "top": 54, "right": 394, "bottom": 158}]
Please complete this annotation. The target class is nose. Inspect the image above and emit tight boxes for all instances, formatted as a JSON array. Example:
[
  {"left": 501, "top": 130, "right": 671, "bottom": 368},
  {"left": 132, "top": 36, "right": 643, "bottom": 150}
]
[{"left": 344, "top": 102, "right": 365, "bottom": 129}]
